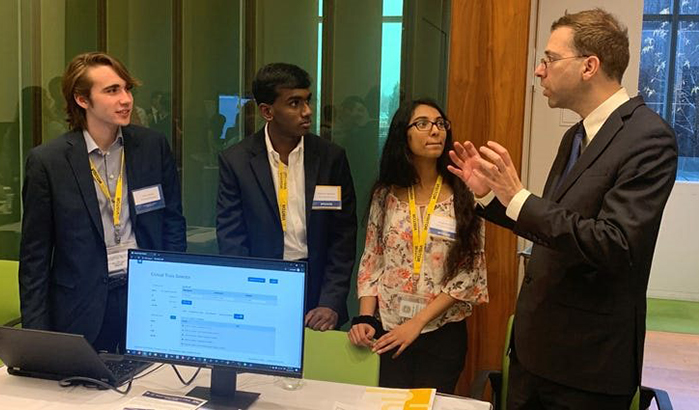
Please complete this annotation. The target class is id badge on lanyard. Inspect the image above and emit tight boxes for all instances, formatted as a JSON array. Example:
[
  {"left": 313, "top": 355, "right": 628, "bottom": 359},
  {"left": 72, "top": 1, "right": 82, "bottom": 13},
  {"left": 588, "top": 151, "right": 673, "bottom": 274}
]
[
  {"left": 408, "top": 175, "right": 442, "bottom": 277},
  {"left": 396, "top": 292, "right": 429, "bottom": 320},
  {"left": 89, "top": 151, "right": 125, "bottom": 244},
  {"left": 278, "top": 161, "right": 288, "bottom": 232},
  {"left": 106, "top": 240, "right": 137, "bottom": 273}
]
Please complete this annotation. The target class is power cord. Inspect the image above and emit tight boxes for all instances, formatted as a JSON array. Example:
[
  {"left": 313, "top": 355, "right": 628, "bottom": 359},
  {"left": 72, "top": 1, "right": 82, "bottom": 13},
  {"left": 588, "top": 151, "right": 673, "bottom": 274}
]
[
  {"left": 170, "top": 365, "right": 202, "bottom": 386},
  {"left": 57, "top": 363, "right": 200, "bottom": 393},
  {"left": 58, "top": 376, "right": 133, "bottom": 395},
  {"left": 57, "top": 361, "right": 161, "bottom": 394},
  {"left": 134, "top": 363, "right": 165, "bottom": 380}
]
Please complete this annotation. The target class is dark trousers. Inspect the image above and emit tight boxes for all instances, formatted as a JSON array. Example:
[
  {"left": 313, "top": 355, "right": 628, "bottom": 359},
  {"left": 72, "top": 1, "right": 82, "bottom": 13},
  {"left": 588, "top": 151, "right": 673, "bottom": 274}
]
[
  {"left": 379, "top": 320, "right": 467, "bottom": 394},
  {"left": 507, "top": 348, "right": 634, "bottom": 410},
  {"left": 91, "top": 277, "right": 127, "bottom": 353}
]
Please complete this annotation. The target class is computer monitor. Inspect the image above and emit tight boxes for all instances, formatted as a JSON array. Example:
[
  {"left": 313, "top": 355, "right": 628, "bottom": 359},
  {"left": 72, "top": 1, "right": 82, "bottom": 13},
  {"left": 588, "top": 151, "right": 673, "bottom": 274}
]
[{"left": 125, "top": 250, "right": 306, "bottom": 409}]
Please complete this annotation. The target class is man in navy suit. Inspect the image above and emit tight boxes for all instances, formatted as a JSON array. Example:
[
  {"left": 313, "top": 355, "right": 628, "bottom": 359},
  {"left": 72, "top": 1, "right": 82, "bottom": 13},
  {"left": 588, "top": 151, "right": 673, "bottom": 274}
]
[
  {"left": 217, "top": 63, "right": 357, "bottom": 330},
  {"left": 449, "top": 9, "right": 677, "bottom": 410},
  {"left": 19, "top": 52, "right": 186, "bottom": 353}
]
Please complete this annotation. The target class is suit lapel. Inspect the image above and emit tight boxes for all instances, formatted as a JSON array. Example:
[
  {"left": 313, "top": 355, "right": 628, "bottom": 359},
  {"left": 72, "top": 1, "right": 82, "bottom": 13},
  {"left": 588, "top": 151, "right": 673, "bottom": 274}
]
[
  {"left": 249, "top": 130, "right": 282, "bottom": 225},
  {"left": 552, "top": 97, "right": 642, "bottom": 201},
  {"left": 65, "top": 131, "right": 104, "bottom": 241},
  {"left": 303, "top": 135, "right": 320, "bottom": 225},
  {"left": 122, "top": 126, "right": 140, "bottom": 225}
]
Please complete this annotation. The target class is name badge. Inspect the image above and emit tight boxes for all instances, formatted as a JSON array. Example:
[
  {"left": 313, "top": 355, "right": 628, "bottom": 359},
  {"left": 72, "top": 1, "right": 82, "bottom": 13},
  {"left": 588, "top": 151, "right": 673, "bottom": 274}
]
[
  {"left": 132, "top": 184, "right": 165, "bottom": 215},
  {"left": 107, "top": 240, "right": 137, "bottom": 273},
  {"left": 312, "top": 185, "right": 342, "bottom": 210},
  {"left": 397, "top": 293, "right": 428, "bottom": 319},
  {"left": 429, "top": 214, "right": 457, "bottom": 240}
]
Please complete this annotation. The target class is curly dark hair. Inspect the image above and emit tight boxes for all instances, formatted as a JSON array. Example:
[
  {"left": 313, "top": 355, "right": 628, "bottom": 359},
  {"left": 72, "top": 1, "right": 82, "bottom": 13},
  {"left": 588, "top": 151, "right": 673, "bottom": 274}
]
[{"left": 370, "top": 98, "right": 482, "bottom": 283}]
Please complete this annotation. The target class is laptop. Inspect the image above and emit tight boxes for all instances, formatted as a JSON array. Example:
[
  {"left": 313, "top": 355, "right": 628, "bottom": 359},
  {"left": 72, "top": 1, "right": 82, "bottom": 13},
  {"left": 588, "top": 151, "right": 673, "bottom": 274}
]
[{"left": 0, "top": 326, "right": 151, "bottom": 387}]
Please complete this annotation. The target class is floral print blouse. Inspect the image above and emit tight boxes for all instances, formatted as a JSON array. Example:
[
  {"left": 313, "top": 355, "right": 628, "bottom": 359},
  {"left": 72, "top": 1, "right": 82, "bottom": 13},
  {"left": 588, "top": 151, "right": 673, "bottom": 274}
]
[{"left": 357, "top": 186, "right": 488, "bottom": 333}]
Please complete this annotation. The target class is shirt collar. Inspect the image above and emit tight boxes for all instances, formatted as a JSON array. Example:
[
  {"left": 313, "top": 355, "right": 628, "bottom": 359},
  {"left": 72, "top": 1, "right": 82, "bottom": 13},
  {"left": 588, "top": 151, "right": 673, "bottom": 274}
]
[
  {"left": 581, "top": 87, "right": 630, "bottom": 146},
  {"left": 264, "top": 123, "right": 304, "bottom": 162},
  {"left": 83, "top": 127, "right": 124, "bottom": 154}
]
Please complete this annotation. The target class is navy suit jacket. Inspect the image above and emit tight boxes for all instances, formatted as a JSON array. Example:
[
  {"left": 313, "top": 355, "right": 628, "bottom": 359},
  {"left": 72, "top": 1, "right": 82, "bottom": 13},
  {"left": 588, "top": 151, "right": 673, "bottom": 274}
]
[
  {"left": 19, "top": 125, "right": 186, "bottom": 342},
  {"left": 216, "top": 129, "right": 357, "bottom": 326},
  {"left": 481, "top": 97, "right": 677, "bottom": 394}
]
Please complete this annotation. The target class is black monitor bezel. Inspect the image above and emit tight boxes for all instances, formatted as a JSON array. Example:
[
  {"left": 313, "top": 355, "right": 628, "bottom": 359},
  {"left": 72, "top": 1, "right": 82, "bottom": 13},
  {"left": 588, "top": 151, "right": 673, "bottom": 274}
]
[{"left": 124, "top": 249, "right": 306, "bottom": 379}]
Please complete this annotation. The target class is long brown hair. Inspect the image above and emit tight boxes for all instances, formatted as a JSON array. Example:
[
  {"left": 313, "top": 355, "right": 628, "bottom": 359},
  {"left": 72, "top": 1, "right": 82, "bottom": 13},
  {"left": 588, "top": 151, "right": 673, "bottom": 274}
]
[{"left": 369, "top": 98, "right": 482, "bottom": 283}]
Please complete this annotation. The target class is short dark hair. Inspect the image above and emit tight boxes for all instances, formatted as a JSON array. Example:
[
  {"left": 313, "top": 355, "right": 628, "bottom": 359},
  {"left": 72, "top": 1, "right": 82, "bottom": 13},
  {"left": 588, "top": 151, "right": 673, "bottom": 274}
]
[
  {"left": 552, "top": 8, "right": 629, "bottom": 82},
  {"left": 62, "top": 52, "right": 140, "bottom": 131},
  {"left": 252, "top": 63, "right": 311, "bottom": 105}
]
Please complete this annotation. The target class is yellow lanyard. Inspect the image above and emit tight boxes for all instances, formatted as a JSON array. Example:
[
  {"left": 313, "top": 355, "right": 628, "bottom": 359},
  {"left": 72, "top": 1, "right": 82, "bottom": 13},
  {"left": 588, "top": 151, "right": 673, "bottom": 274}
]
[
  {"left": 277, "top": 161, "right": 288, "bottom": 232},
  {"left": 89, "top": 150, "right": 125, "bottom": 241},
  {"left": 408, "top": 175, "right": 443, "bottom": 276}
]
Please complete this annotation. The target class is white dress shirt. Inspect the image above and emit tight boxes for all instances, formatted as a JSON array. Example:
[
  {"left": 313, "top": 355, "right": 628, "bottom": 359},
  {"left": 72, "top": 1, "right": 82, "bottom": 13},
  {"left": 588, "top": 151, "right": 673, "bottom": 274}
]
[
  {"left": 477, "top": 87, "right": 631, "bottom": 220},
  {"left": 83, "top": 128, "right": 138, "bottom": 275},
  {"left": 264, "top": 123, "right": 308, "bottom": 260}
]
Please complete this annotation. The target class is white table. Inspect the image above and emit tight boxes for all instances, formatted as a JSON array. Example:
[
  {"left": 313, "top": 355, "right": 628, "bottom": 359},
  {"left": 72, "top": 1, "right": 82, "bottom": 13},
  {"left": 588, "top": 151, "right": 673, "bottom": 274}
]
[{"left": 0, "top": 364, "right": 492, "bottom": 409}]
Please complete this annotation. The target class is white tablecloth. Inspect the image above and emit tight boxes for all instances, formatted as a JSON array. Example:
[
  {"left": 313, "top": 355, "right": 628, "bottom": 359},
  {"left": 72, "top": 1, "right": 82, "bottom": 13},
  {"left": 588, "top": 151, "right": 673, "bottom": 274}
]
[{"left": 0, "top": 364, "right": 492, "bottom": 410}]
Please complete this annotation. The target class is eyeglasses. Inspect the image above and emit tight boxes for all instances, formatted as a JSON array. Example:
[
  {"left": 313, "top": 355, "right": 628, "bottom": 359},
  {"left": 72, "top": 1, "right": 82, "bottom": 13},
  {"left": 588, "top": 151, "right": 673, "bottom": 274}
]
[
  {"left": 408, "top": 119, "right": 451, "bottom": 132},
  {"left": 539, "top": 55, "right": 589, "bottom": 70}
]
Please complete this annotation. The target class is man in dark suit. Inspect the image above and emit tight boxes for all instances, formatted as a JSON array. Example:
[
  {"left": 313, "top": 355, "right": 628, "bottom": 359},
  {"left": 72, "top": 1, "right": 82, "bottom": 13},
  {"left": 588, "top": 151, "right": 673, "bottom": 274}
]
[
  {"left": 19, "top": 52, "right": 186, "bottom": 353},
  {"left": 217, "top": 63, "right": 357, "bottom": 330},
  {"left": 449, "top": 9, "right": 677, "bottom": 410}
]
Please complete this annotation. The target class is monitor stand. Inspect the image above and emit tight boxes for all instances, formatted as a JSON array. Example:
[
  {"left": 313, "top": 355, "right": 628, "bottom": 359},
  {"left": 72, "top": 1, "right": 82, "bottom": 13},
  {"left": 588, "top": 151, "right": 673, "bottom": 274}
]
[{"left": 187, "top": 367, "right": 260, "bottom": 410}]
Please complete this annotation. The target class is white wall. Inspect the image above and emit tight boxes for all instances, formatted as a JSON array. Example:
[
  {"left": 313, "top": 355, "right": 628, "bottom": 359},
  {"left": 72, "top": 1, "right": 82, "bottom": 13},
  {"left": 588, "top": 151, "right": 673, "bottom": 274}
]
[
  {"left": 647, "top": 183, "right": 699, "bottom": 301},
  {"left": 525, "top": 1, "right": 699, "bottom": 301}
]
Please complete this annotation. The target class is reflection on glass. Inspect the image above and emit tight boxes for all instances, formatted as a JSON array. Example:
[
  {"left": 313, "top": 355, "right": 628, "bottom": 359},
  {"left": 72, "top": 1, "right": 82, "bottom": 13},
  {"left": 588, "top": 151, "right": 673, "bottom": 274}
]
[
  {"left": 643, "top": 0, "right": 672, "bottom": 14},
  {"left": 639, "top": 20, "right": 671, "bottom": 116},
  {"left": 380, "top": 21, "right": 403, "bottom": 149},
  {"left": 0, "top": 0, "right": 453, "bottom": 273},
  {"left": 640, "top": 2, "right": 699, "bottom": 181},
  {"left": 218, "top": 95, "right": 251, "bottom": 144},
  {"left": 108, "top": 0, "right": 173, "bottom": 145},
  {"left": 0, "top": 0, "right": 101, "bottom": 259},
  {"left": 182, "top": 0, "right": 242, "bottom": 254},
  {"left": 317, "top": 3, "right": 324, "bottom": 138},
  {"left": 681, "top": 0, "right": 699, "bottom": 14},
  {"left": 672, "top": 21, "right": 699, "bottom": 179},
  {"left": 383, "top": 0, "right": 404, "bottom": 16}
]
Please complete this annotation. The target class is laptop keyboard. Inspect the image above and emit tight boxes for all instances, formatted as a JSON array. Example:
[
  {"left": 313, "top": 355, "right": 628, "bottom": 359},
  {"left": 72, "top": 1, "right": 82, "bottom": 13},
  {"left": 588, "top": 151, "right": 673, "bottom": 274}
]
[{"left": 103, "top": 359, "right": 151, "bottom": 379}]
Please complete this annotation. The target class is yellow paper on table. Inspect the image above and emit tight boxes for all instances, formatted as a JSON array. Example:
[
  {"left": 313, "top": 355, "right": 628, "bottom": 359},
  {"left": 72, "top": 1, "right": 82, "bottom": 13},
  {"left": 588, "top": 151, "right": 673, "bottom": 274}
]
[{"left": 362, "top": 386, "right": 436, "bottom": 409}]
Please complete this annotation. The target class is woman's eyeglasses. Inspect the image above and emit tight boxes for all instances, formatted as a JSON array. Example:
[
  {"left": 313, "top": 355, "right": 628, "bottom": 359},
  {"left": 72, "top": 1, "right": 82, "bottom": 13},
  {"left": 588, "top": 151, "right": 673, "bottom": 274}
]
[{"left": 408, "top": 119, "right": 451, "bottom": 132}]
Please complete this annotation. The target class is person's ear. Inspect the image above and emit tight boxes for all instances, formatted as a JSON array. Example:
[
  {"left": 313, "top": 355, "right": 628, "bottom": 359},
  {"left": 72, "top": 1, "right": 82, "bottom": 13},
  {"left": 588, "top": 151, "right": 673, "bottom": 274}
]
[
  {"left": 75, "top": 94, "right": 89, "bottom": 110},
  {"left": 581, "top": 56, "right": 600, "bottom": 81},
  {"left": 258, "top": 103, "right": 273, "bottom": 122}
]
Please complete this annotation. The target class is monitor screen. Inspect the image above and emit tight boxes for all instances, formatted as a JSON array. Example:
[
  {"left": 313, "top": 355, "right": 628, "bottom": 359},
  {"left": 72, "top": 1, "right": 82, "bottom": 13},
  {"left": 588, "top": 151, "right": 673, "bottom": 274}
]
[{"left": 125, "top": 250, "right": 306, "bottom": 378}]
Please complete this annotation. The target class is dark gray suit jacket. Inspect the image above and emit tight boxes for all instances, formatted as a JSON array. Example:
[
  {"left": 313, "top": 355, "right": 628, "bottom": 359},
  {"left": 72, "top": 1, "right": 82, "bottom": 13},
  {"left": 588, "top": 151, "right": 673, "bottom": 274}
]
[
  {"left": 481, "top": 97, "right": 677, "bottom": 394},
  {"left": 216, "top": 129, "right": 357, "bottom": 326},
  {"left": 19, "top": 125, "right": 186, "bottom": 342}
]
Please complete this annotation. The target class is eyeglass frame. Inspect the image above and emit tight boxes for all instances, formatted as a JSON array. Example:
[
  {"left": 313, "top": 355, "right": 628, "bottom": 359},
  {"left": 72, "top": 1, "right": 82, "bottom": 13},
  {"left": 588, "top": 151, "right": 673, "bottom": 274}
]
[
  {"left": 407, "top": 118, "right": 452, "bottom": 132},
  {"left": 539, "top": 54, "right": 590, "bottom": 70}
]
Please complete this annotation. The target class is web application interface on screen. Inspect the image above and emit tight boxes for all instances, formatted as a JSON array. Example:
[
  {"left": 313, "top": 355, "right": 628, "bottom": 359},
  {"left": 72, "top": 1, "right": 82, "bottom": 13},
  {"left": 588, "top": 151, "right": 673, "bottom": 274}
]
[{"left": 126, "top": 252, "right": 305, "bottom": 374}]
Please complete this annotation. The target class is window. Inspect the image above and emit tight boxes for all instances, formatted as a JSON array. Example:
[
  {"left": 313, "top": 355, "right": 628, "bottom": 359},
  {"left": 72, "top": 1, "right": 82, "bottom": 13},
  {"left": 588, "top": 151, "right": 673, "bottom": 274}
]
[
  {"left": 0, "top": 0, "right": 451, "bottom": 264},
  {"left": 640, "top": 0, "right": 699, "bottom": 181},
  {"left": 380, "top": 0, "right": 404, "bottom": 148}
]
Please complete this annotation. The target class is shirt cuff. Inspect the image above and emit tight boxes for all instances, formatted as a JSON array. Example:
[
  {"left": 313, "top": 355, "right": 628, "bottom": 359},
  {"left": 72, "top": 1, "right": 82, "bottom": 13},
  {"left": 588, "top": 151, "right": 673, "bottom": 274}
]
[
  {"left": 505, "top": 189, "right": 532, "bottom": 221},
  {"left": 474, "top": 191, "right": 495, "bottom": 208}
]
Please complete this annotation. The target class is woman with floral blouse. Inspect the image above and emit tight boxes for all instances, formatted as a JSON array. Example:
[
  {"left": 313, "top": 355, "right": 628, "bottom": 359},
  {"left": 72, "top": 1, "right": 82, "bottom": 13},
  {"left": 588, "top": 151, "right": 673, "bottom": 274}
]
[{"left": 348, "top": 98, "right": 488, "bottom": 393}]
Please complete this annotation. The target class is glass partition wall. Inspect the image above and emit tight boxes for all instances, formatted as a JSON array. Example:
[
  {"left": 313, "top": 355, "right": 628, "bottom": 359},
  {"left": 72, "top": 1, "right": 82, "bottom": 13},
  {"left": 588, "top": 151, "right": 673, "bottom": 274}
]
[{"left": 0, "top": 0, "right": 450, "bottom": 316}]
